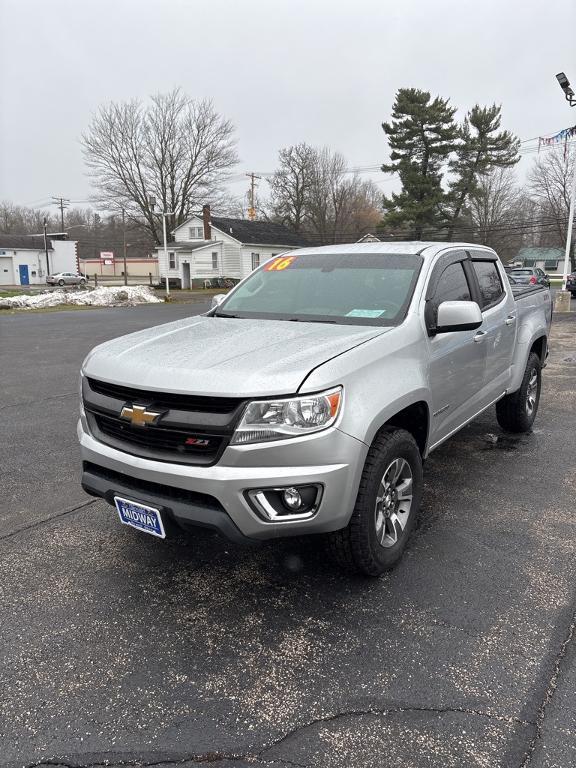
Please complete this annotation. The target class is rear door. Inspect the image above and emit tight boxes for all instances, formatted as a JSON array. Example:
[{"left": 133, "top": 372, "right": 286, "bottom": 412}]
[
  {"left": 468, "top": 253, "right": 516, "bottom": 402},
  {"left": 425, "top": 250, "right": 487, "bottom": 446}
]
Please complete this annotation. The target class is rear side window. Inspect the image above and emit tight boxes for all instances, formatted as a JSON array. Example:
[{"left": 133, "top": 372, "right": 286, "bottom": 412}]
[{"left": 472, "top": 261, "right": 504, "bottom": 309}]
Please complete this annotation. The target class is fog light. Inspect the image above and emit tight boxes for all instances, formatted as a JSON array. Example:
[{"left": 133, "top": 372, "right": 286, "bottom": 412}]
[
  {"left": 283, "top": 487, "right": 302, "bottom": 510},
  {"left": 246, "top": 484, "right": 323, "bottom": 522}
]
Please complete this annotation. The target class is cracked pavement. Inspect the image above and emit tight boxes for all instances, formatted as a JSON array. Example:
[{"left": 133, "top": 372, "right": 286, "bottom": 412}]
[{"left": 1, "top": 305, "right": 575, "bottom": 768}]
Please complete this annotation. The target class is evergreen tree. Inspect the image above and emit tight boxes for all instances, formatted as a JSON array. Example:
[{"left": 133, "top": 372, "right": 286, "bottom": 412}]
[
  {"left": 445, "top": 105, "right": 520, "bottom": 239},
  {"left": 381, "top": 88, "right": 458, "bottom": 239}
]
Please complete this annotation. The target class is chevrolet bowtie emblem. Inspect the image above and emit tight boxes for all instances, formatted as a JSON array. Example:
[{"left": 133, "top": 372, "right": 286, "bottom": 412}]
[{"left": 120, "top": 404, "right": 162, "bottom": 427}]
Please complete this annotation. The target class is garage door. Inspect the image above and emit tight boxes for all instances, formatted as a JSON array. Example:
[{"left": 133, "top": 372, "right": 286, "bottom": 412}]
[{"left": 0, "top": 257, "right": 14, "bottom": 285}]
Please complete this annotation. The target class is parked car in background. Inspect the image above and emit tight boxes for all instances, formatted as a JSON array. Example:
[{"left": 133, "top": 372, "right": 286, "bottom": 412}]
[
  {"left": 46, "top": 272, "right": 88, "bottom": 287},
  {"left": 509, "top": 267, "right": 550, "bottom": 288},
  {"left": 566, "top": 271, "right": 576, "bottom": 297}
]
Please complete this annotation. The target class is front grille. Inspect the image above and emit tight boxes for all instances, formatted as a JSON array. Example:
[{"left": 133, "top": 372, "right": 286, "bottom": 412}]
[
  {"left": 87, "top": 378, "right": 242, "bottom": 414},
  {"left": 93, "top": 412, "right": 223, "bottom": 462},
  {"left": 84, "top": 377, "right": 246, "bottom": 466},
  {"left": 82, "top": 461, "right": 224, "bottom": 510}
]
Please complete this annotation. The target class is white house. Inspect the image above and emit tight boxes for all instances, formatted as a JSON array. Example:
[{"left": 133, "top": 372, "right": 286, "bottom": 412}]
[
  {"left": 0, "top": 235, "right": 78, "bottom": 286},
  {"left": 156, "top": 206, "right": 307, "bottom": 288}
]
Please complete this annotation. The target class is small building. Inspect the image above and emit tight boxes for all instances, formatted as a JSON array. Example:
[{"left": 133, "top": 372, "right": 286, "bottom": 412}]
[
  {"left": 516, "top": 247, "right": 565, "bottom": 271},
  {"left": 0, "top": 235, "right": 78, "bottom": 286},
  {"left": 79, "top": 255, "right": 159, "bottom": 280},
  {"left": 156, "top": 206, "right": 307, "bottom": 288}
]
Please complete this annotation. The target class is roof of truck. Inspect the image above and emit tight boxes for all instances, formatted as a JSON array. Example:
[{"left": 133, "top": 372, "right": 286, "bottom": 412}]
[{"left": 289, "top": 242, "right": 496, "bottom": 259}]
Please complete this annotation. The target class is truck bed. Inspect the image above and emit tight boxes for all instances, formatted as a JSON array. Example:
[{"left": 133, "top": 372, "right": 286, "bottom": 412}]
[{"left": 511, "top": 284, "right": 547, "bottom": 300}]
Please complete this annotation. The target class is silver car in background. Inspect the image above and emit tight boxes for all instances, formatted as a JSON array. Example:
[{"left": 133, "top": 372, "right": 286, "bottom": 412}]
[{"left": 46, "top": 271, "right": 88, "bottom": 286}]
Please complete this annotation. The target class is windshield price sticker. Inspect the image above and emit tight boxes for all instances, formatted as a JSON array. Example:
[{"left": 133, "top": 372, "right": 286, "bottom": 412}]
[{"left": 265, "top": 256, "right": 296, "bottom": 272}]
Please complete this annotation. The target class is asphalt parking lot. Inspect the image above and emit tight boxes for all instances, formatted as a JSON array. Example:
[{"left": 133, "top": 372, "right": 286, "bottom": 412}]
[{"left": 1, "top": 305, "right": 576, "bottom": 768}]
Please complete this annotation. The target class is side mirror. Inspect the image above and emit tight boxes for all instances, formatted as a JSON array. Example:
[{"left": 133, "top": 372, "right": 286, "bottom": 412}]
[
  {"left": 211, "top": 293, "right": 226, "bottom": 309},
  {"left": 435, "top": 301, "right": 482, "bottom": 333}
]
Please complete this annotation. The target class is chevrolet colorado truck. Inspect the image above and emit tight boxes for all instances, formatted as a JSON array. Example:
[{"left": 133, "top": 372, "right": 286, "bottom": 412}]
[{"left": 79, "top": 242, "right": 552, "bottom": 576}]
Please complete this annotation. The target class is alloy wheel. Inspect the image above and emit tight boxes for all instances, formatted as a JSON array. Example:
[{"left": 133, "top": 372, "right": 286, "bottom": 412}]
[
  {"left": 374, "top": 457, "right": 413, "bottom": 548},
  {"left": 526, "top": 369, "right": 538, "bottom": 415}
]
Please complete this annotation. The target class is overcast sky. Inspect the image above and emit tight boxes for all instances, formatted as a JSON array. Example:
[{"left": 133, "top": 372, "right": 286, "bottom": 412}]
[{"left": 1, "top": 0, "right": 574, "bottom": 213}]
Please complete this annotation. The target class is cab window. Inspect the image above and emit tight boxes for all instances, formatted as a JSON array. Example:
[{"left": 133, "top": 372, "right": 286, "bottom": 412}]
[
  {"left": 472, "top": 261, "right": 505, "bottom": 309},
  {"left": 433, "top": 262, "right": 471, "bottom": 308}
]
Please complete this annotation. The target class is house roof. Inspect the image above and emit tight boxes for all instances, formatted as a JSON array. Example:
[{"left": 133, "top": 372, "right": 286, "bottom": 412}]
[
  {"left": 517, "top": 246, "right": 563, "bottom": 266},
  {"left": 161, "top": 240, "right": 221, "bottom": 251},
  {"left": 0, "top": 234, "right": 53, "bottom": 251},
  {"left": 210, "top": 217, "right": 308, "bottom": 247},
  {"left": 356, "top": 233, "right": 381, "bottom": 243}
]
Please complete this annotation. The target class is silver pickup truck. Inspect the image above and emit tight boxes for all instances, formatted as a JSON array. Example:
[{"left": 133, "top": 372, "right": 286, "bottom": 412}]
[{"left": 79, "top": 242, "right": 552, "bottom": 576}]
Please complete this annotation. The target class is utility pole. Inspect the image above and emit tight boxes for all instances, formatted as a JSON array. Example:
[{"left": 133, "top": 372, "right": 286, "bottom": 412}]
[
  {"left": 43, "top": 217, "right": 50, "bottom": 275},
  {"left": 246, "top": 172, "right": 261, "bottom": 220},
  {"left": 51, "top": 197, "right": 70, "bottom": 232},
  {"left": 93, "top": 213, "right": 101, "bottom": 262},
  {"left": 122, "top": 208, "right": 128, "bottom": 286}
]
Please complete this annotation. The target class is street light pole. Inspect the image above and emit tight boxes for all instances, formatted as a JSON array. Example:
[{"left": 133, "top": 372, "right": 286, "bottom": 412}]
[
  {"left": 162, "top": 212, "right": 170, "bottom": 297},
  {"left": 122, "top": 208, "right": 128, "bottom": 286},
  {"left": 555, "top": 72, "right": 576, "bottom": 292},
  {"left": 43, "top": 217, "right": 50, "bottom": 276},
  {"left": 148, "top": 196, "right": 173, "bottom": 298},
  {"left": 562, "top": 148, "right": 576, "bottom": 291}
]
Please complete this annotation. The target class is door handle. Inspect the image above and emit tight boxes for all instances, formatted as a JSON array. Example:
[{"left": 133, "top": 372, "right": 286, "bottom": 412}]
[
  {"left": 505, "top": 315, "right": 516, "bottom": 326},
  {"left": 473, "top": 331, "right": 487, "bottom": 343}
]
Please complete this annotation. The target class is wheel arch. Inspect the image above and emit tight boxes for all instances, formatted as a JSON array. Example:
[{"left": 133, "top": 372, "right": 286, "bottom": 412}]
[
  {"left": 529, "top": 334, "right": 547, "bottom": 365},
  {"left": 370, "top": 399, "right": 430, "bottom": 457}
]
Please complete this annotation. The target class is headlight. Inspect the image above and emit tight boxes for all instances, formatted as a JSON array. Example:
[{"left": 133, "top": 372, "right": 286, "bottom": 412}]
[{"left": 231, "top": 387, "right": 343, "bottom": 445}]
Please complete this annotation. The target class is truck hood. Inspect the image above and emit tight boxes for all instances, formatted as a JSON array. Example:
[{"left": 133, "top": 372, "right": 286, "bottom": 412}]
[{"left": 83, "top": 315, "right": 389, "bottom": 397}]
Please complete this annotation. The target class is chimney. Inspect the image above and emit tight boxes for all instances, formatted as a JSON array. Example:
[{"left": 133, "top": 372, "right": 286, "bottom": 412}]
[{"left": 202, "top": 204, "right": 211, "bottom": 241}]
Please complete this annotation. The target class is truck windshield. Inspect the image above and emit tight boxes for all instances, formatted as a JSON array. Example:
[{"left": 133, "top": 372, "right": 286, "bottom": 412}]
[{"left": 214, "top": 252, "right": 423, "bottom": 326}]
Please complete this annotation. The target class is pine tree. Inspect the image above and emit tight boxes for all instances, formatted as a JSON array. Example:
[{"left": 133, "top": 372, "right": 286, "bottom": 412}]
[
  {"left": 381, "top": 88, "right": 458, "bottom": 239},
  {"left": 445, "top": 105, "right": 520, "bottom": 240}
]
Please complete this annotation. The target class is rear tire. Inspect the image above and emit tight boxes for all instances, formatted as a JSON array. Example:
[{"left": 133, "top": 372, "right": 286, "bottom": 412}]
[
  {"left": 327, "top": 428, "right": 423, "bottom": 577},
  {"left": 496, "top": 352, "right": 541, "bottom": 433}
]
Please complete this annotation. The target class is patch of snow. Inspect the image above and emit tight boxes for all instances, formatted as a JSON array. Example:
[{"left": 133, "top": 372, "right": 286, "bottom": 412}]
[{"left": 0, "top": 285, "right": 162, "bottom": 309}]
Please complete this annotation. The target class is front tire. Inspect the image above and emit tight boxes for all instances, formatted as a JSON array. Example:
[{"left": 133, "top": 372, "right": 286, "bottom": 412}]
[
  {"left": 328, "top": 428, "right": 423, "bottom": 576},
  {"left": 496, "top": 351, "right": 542, "bottom": 433},
  {"left": 58, "top": 279, "right": 65, "bottom": 286}
]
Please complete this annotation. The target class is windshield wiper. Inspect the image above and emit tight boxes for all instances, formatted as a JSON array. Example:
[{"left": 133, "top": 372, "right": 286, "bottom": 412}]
[
  {"left": 287, "top": 317, "right": 337, "bottom": 324},
  {"left": 213, "top": 311, "right": 241, "bottom": 318}
]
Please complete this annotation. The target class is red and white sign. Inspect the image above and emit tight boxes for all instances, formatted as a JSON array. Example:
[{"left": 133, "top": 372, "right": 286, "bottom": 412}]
[{"left": 100, "top": 251, "right": 114, "bottom": 262}]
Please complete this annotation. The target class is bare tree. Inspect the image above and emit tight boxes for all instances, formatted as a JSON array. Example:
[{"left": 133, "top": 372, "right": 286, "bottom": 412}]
[
  {"left": 0, "top": 201, "right": 51, "bottom": 234},
  {"left": 467, "top": 168, "right": 525, "bottom": 261},
  {"left": 309, "top": 150, "right": 382, "bottom": 243},
  {"left": 269, "top": 146, "right": 381, "bottom": 244},
  {"left": 528, "top": 148, "right": 575, "bottom": 251},
  {"left": 82, "top": 89, "right": 239, "bottom": 244},
  {"left": 268, "top": 143, "right": 316, "bottom": 232}
]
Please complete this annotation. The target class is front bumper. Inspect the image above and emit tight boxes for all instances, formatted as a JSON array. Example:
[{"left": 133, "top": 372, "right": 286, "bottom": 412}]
[{"left": 78, "top": 418, "right": 367, "bottom": 541}]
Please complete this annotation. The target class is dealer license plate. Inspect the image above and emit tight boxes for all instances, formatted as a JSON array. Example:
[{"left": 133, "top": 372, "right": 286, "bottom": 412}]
[{"left": 114, "top": 496, "right": 166, "bottom": 539}]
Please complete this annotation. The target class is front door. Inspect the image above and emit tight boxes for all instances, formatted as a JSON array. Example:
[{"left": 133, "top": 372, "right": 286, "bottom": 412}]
[
  {"left": 19, "top": 264, "right": 29, "bottom": 285},
  {"left": 182, "top": 262, "right": 191, "bottom": 290},
  {"left": 425, "top": 256, "right": 487, "bottom": 447}
]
